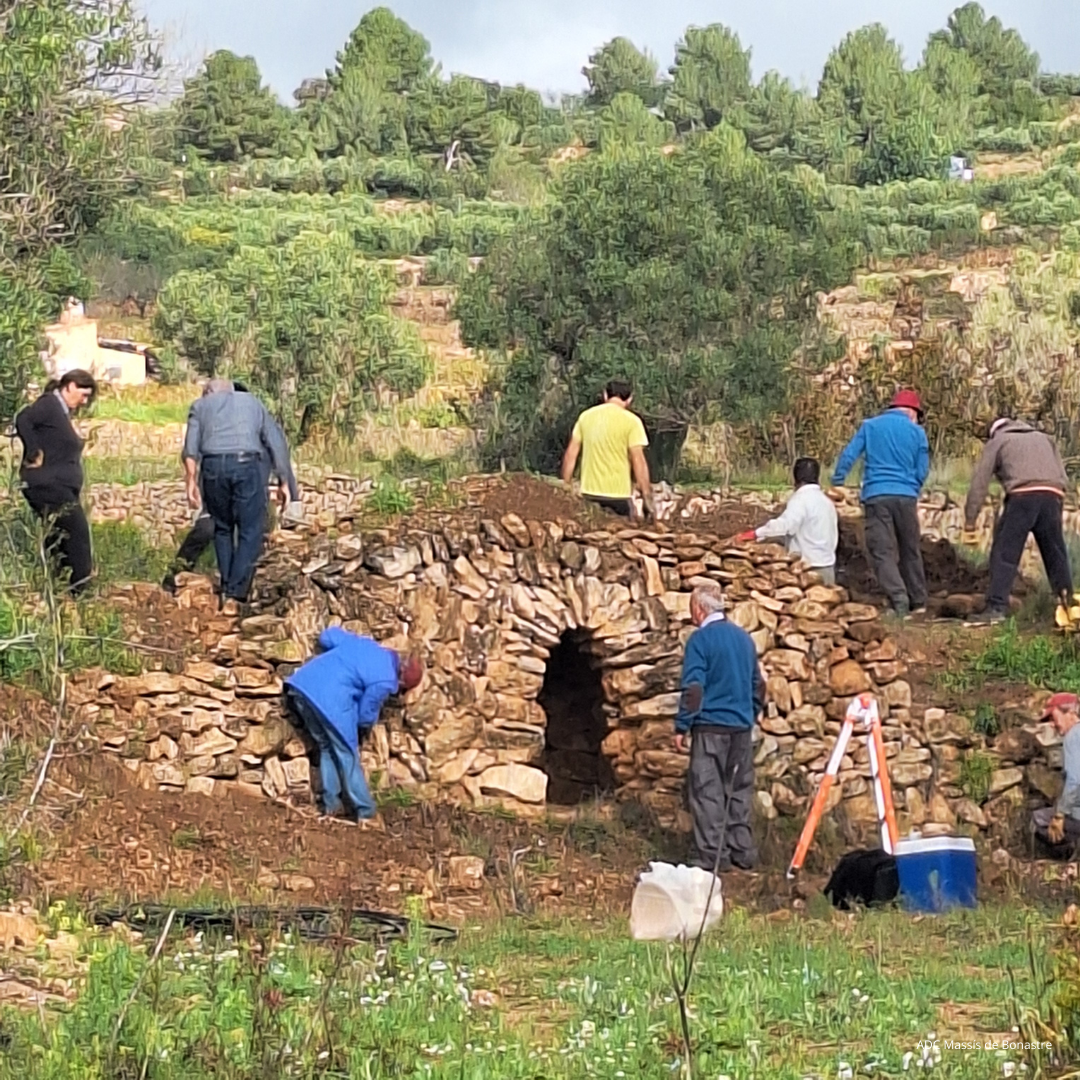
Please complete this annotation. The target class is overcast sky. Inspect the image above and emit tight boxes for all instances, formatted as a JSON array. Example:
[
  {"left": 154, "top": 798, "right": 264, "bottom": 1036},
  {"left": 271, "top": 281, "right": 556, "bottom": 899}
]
[{"left": 142, "top": 0, "right": 1080, "bottom": 101}]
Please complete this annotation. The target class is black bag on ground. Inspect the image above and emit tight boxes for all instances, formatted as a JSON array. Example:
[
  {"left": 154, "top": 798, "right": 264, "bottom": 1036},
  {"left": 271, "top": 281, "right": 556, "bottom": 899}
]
[{"left": 824, "top": 848, "right": 899, "bottom": 910}]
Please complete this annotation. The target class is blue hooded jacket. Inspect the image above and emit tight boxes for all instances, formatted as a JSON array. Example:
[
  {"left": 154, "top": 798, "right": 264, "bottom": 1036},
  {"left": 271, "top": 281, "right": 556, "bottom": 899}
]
[
  {"left": 285, "top": 628, "right": 400, "bottom": 750},
  {"left": 832, "top": 409, "right": 930, "bottom": 501}
]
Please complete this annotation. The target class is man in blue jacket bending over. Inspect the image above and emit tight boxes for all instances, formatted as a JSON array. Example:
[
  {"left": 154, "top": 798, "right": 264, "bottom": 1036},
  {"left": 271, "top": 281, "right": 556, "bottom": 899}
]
[
  {"left": 832, "top": 389, "right": 930, "bottom": 618},
  {"left": 673, "top": 584, "right": 765, "bottom": 873},
  {"left": 285, "top": 628, "right": 424, "bottom": 820}
]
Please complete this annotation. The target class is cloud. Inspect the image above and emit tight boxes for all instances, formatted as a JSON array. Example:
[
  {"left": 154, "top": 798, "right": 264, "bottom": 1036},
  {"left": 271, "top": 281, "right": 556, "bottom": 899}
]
[{"left": 142, "top": 0, "right": 1080, "bottom": 101}]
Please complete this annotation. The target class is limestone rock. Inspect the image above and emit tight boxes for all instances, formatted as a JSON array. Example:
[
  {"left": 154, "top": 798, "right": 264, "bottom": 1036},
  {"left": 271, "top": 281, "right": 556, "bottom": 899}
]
[
  {"left": 829, "top": 659, "right": 870, "bottom": 696},
  {"left": 263, "top": 756, "right": 288, "bottom": 798},
  {"left": 477, "top": 763, "right": 547, "bottom": 804},
  {"left": 424, "top": 713, "right": 482, "bottom": 767},
  {"left": 953, "top": 798, "right": 988, "bottom": 828},
  {"left": 754, "top": 789, "right": 778, "bottom": 820},
  {"left": 989, "top": 767, "right": 1024, "bottom": 797},
  {"left": 186, "top": 729, "right": 238, "bottom": 759},
  {"left": 185, "top": 776, "right": 216, "bottom": 798},
  {"left": 0, "top": 911, "right": 40, "bottom": 948},
  {"left": 993, "top": 728, "right": 1038, "bottom": 765},
  {"left": 760, "top": 714, "right": 793, "bottom": 737},
  {"left": 764, "top": 649, "right": 812, "bottom": 681},
  {"left": 152, "top": 761, "right": 185, "bottom": 787},
  {"left": 283, "top": 757, "right": 311, "bottom": 787},
  {"left": 1026, "top": 762, "right": 1063, "bottom": 802},
  {"left": 366, "top": 546, "right": 421, "bottom": 579},
  {"left": 282, "top": 874, "right": 316, "bottom": 892},
  {"left": 880, "top": 681, "right": 912, "bottom": 709},
  {"left": 238, "top": 716, "right": 293, "bottom": 759},
  {"left": 641, "top": 556, "right": 664, "bottom": 597},
  {"left": 905, "top": 787, "right": 927, "bottom": 826},
  {"left": 928, "top": 793, "right": 956, "bottom": 826},
  {"left": 452, "top": 555, "right": 489, "bottom": 599},
  {"left": 890, "top": 762, "right": 933, "bottom": 786},
  {"left": 448, "top": 855, "right": 486, "bottom": 890}
]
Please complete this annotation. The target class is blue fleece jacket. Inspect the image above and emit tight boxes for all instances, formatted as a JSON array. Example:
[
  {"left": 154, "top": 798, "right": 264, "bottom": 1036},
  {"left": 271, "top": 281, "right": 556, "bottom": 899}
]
[
  {"left": 675, "top": 616, "right": 764, "bottom": 734},
  {"left": 832, "top": 409, "right": 930, "bottom": 501},
  {"left": 284, "top": 628, "right": 399, "bottom": 751}
]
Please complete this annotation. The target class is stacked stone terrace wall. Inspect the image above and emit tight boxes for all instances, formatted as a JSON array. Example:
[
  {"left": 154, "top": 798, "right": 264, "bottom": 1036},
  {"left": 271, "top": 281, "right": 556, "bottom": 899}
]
[{"left": 73, "top": 482, "right": 1065, "bottom": 835}]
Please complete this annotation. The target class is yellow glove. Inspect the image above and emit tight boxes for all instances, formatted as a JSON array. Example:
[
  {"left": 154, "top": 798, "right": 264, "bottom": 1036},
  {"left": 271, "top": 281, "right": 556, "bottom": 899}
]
[
  {"left": 1048, "top": 813, "right": 1067, "bottom": 844},
  {"left": 961, "top": 528, "right": 979, "bottom": 547}
]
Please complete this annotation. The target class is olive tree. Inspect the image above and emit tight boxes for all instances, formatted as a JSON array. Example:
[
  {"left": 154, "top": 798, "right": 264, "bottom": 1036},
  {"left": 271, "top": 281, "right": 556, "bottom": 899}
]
[
  {"left": 457, "top": 128, "right": 860, "bottom": 476},
  {"left": 0, "top": 0, "right": 161, "bottom": 423},
  {"left": 154, "top": 231, "right": 431, "bottom": 441}
]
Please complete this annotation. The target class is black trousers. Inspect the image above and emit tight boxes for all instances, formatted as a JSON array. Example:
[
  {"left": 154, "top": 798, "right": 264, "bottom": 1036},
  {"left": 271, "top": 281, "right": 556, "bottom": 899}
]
[
  {"left": 23, "top": 483, "right": 92, "bottom": 595},
  {"left": 987, "top": 493, "right": 1072, "bottom": 611},
  {"left": 585, "top": 495, "right": 632, "bottom": 517},
  {"left": 687, "top": 726, "right": 756, "bottom": 871},
  {"left": 863, "top": 496, "right": 928, "bottom": 610},
  {"left": 172, "top": 512, "right": 215, "bottom": 573}
]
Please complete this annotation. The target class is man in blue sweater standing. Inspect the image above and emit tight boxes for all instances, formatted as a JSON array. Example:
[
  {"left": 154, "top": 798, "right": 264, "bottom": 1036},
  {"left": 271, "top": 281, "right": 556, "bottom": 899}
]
[
  {"left": 832, "top": 389, "right": 930, "bottom": 618},
  {"left": 285, "top": 627, "right": 424, "bottom": 821},
  {"left": 673, "top": 584, "right": 765, "bottom": 873}
]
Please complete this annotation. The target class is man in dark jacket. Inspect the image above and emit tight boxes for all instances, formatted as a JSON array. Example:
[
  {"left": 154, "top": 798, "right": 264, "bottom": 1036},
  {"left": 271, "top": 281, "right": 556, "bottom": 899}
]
[
  {"left": 832, "top": 389, "right": 930, "bottom": 618},
  {"left": 964, "top": 418, "right": 1072, "bottom": 624},
  {"left": 285, "top": 628, "right": 424, "bottom": 820},
  {"left": 673, "top": 584, "right": 764, "bottom": 872}
]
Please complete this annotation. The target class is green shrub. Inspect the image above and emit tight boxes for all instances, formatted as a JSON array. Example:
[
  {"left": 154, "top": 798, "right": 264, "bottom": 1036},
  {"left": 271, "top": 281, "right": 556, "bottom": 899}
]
[{"left": 959, "top": 751, "right": 995, "bottom": 804}]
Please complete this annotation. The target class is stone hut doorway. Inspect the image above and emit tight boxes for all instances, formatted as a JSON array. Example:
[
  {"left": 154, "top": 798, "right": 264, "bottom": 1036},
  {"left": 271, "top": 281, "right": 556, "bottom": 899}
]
[{"left": 537, "top": 631, "right": 613, "bottom": 805}]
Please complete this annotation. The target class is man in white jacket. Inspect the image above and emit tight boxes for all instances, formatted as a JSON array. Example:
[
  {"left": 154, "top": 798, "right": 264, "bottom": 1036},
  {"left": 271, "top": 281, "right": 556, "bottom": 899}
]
[{"left": 737, "top": 458, "right": 839, "bottom": 583}]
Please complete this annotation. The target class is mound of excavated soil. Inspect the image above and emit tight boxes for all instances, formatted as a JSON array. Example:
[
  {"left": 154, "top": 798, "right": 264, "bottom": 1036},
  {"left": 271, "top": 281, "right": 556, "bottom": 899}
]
[
  {"left": 836, "top": 517, "right": 995, "bottom": 605},
  {"left": 469, "top": 474, "right": 609, "bottom": 524}
]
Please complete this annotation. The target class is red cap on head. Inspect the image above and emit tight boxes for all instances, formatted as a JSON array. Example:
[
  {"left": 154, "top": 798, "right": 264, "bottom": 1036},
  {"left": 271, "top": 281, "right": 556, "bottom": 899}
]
[
  {"left": 398, "top": 654, "right": 424, "bottom": 692},
  {"left": 890, "top": 389, "right": 923, "bottom": 416},
  {"left": 1042, "top": 691, "right": 1079, "bottom": 718}
]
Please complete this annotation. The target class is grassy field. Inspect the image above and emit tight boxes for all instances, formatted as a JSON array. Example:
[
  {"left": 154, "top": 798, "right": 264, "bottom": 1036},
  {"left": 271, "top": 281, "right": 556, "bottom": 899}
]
[{"left": 0, "top": 905, "right": 1066, "bottom": 1079}]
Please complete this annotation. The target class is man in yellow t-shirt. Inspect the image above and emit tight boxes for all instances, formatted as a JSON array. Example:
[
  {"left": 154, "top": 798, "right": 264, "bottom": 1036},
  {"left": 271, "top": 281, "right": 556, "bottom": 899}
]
[{"left": 561, "top": 379, "right": 654, "bottom": 519}]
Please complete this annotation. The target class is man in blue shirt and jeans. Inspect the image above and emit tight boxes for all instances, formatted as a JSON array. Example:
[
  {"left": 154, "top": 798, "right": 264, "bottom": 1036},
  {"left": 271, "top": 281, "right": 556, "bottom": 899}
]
[
  {"left": 182, "top": 379, "right": 295, "bottom": 606},
  {"left": 285, "top": 627, "right": 424, "bottom": 821},
  {"left": 832, "top": 389, "right": 930, "bottom": 618},
  {"left": 674, "top": 584, "right": 765, "bottom": 873}
]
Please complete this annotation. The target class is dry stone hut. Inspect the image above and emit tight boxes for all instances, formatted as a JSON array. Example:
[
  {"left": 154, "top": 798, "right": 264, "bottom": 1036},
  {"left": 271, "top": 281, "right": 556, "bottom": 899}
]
[{"left": 81, "top": 477, "right": 1057, "bottom": 837}]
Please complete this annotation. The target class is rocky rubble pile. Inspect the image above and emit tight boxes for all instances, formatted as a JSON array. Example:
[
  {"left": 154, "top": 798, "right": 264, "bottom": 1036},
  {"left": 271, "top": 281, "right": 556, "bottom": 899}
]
[{"left": 72, "top": 490, "right": 1067, "bottom": 836}]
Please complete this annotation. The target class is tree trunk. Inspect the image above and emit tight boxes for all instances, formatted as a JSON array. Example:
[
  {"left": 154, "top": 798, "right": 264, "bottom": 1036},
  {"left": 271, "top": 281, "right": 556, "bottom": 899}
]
[{"left": 644, "top": 420, "right": 689, "bottom": 484}]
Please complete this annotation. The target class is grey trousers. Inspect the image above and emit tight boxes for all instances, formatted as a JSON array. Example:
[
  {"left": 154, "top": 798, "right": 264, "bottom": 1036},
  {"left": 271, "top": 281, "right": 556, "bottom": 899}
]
[
  {"left": 863, "top": 496, "right": 928, "bottom": 610},
  {"left": 688, "top": 726, "right": 756, "bottom": 871}
]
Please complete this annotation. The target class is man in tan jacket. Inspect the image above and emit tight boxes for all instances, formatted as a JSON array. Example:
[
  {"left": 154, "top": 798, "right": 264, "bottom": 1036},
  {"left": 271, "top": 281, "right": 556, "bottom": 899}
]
[{"left": 964, "top": 418, "right": 1072, "bottom": 624}]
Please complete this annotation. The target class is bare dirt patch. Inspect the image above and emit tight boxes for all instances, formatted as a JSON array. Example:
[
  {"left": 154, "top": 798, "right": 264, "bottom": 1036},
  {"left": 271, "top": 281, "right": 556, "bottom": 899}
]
[{"left": 27, "top": 756, "right": 652, "bottom": 922}]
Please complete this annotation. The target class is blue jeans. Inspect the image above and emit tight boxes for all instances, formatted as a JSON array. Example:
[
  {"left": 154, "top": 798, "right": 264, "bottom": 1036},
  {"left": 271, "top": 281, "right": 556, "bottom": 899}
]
[
  {"left": 286, "top": 690, "right": 376, "bottom": 819},
  {"left": 200, "top": 454, "right": 267, "bottom": 600}
]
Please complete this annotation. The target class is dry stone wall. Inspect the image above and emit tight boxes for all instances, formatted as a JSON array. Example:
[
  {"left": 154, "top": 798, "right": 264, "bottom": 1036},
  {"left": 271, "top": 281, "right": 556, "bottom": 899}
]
[
  {"left": 85, "top": 476, "right": 1075, "bottom": 577},
  {"left": 74, "top": 490, "right": 1063, "bottom": 837}
]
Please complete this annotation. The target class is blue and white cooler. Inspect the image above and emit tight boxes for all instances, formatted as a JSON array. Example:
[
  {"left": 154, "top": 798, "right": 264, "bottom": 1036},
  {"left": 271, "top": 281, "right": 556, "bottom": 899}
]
[{"left": 895, "top": 835, "right": 977, "bottom": 913}]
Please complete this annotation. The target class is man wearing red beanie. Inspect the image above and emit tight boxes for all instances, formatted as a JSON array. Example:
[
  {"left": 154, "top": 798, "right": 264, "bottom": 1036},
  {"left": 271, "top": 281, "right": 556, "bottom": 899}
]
[
  {"left": 1033, "top": 692, "right": 1080, "bottom": 851},
  {"left": 832, "top": 390, "right": 930, "bottom": 619}
]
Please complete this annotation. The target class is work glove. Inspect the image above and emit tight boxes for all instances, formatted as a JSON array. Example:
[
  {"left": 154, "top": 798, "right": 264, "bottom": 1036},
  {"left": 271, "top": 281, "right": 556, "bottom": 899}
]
[
  {"left": 1048, "top": 812, "right": 1067, "bottom": 844},
  {"left": 961, "top": 528, "right": 979, "bottom": 547},
  {"left": 736, "top": 529, "right": 757, "bottom": 543}
]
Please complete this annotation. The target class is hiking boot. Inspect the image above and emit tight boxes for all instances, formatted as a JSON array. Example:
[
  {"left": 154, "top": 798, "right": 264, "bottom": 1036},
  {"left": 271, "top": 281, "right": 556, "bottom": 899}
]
[
  {"left": 964, "top": 607, "right": 1006, "bottom": 627},
  {"left": 884, "top": 603, "right": 910, "bottom": 623}
]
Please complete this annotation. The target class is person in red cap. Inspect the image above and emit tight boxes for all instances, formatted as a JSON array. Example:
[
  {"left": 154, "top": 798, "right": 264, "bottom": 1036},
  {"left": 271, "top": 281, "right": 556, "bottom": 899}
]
[
  {"left": 832, "top": 390, "right": 930, "bottom": 618},
  {"left": 1033, "top": 692, "right": 1080, "bottom": 850},
  {"left": 963, "top": 417, "right": 1072, "bottom": 625}
]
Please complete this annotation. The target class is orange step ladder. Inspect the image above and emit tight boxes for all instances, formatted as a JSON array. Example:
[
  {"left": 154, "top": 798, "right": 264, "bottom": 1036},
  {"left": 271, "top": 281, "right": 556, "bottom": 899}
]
[{"left": 787, "top": 693, "right": 899, "bottom": 879}]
